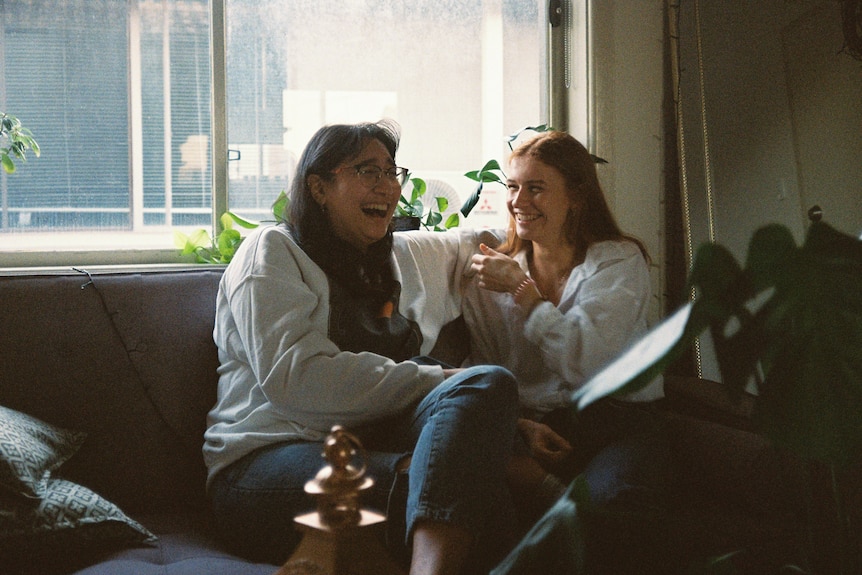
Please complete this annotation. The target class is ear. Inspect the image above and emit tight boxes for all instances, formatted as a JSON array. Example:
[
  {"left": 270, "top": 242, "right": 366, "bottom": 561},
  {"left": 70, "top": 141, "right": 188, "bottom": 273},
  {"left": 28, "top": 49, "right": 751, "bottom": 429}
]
[{"left": 307, "top": 174, "right": 326, "bottom": 207}]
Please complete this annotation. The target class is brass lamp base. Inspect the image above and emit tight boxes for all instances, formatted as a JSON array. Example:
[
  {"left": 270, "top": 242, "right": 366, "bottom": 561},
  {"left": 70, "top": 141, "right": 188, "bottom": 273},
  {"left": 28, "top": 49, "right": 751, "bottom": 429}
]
[{"left": 275, "top": 509, "right": 406, "bottom": 575}]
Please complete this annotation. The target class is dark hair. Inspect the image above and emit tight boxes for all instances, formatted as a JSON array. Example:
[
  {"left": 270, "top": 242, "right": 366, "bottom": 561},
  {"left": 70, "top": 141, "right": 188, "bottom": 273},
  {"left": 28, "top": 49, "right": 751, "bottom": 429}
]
[
  {"left": 286, "top": 120, "right": 402, "bottom": 301},
  {"left": 500, "top": 130, "right": 649, "bottom": 263}
]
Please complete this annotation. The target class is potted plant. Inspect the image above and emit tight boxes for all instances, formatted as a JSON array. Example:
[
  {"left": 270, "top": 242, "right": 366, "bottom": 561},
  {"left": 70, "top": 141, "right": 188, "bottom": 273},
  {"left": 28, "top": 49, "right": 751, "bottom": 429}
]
[
  {"left": 493, "top": 221, "right": 862, "bottom": 574},
  {"left": 0, "top": 113, "right": 40, "bottom": 174},
  {"left": 394, "top": 174, "right": 461, "bottom": 231},
  {"left": 174, "top": 191, "right": 288, "bottom": 264}
]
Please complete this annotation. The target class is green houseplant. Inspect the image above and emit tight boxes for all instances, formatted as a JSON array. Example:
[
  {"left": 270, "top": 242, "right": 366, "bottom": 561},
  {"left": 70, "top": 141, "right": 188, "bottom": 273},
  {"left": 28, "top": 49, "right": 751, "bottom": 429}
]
[
  {"left": 174, "top": 191, "right": 288, "bottom": 264},
  {"left": 395, "top": 175, "right": 461, "bottom": 231},
  {"left": 0, "top": 113, "right": 40, "bottom": 174},
  {"left": 493, "top": 221, "right": 862, "bottom": 575}
]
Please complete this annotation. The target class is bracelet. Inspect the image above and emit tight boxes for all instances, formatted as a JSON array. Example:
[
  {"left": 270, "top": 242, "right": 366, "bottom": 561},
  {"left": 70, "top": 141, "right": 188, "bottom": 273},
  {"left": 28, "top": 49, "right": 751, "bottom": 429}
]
[{"left": 512, "top": 277, "right": 545, "bottom": 308}]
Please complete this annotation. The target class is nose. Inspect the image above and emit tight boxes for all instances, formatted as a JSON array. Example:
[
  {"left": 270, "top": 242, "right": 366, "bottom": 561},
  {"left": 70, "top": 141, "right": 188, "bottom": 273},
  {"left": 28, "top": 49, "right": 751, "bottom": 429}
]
[
  {"left": 373, "top": 175, "right": 401, "bottom": 198},
  {"left": 509, "top": 186, "right": 525, "bottom": 207}
]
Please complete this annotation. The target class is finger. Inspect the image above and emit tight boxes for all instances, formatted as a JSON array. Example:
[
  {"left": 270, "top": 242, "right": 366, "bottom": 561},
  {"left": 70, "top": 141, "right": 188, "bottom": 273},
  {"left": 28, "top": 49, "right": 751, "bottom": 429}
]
[
  {"left": 553, "top": 435, "right": 572, "bottom": 451},
  {"left": 479, "top": 243, "right": 498, "bottom": 256}
]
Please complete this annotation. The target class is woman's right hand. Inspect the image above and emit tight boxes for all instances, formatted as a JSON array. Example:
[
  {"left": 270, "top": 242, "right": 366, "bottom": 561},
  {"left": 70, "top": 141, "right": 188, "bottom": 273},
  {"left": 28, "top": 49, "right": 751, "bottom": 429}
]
[{"left": 471, "top": 243, "right": 527, "bottom": 293}]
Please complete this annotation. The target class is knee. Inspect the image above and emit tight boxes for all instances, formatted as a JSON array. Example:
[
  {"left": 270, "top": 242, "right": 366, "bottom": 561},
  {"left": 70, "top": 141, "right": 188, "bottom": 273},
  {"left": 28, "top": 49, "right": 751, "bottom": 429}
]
[
  {"left": 462, "top": 364, "right": 519, "bottom": 404},
  {"left": 583, "top": 434, "right": 672, "bottom": 508}
]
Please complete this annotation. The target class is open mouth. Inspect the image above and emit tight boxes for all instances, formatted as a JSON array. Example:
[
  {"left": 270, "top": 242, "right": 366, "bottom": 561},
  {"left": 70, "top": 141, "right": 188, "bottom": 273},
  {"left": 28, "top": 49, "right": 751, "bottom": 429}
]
[
  {"left": 515, "top": 212, "right": 541, "bottom": 222},
  {"left": 361, "top": 203, "right": 390, "bottom": 218}
]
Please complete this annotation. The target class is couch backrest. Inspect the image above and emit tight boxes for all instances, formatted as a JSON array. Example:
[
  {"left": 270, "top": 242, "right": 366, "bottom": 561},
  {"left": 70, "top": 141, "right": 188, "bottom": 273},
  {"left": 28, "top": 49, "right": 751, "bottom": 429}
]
[{"left": 0, "top": 267, "right": 223, "bottom": 513}]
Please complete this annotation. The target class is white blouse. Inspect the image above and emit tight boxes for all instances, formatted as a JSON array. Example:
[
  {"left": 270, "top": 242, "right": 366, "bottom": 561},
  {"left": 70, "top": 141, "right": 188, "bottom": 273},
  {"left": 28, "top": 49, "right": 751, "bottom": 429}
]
[{"left": 461, "top": 239, "right": 663, "bottom": 417}]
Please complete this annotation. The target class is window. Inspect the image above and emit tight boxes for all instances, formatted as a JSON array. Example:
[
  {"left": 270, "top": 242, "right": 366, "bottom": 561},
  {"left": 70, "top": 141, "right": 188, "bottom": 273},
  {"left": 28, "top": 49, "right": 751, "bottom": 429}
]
[{"left": 0, "top": 0, "right": 587, "bottom": 267}]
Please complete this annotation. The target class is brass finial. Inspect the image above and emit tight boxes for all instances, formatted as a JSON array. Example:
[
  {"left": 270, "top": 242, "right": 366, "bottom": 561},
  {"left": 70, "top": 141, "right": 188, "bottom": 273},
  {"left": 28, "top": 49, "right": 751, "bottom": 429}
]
[
  {"left": 278, "top": 426, "right": 405, "bottom": 575},
  {"left": 304, "top": 426, "right": 373, "bottom": 529}
]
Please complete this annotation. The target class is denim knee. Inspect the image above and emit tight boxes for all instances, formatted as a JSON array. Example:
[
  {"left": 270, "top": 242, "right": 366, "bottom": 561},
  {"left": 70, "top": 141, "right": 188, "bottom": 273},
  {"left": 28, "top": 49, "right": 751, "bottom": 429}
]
[{"left": 406, "top": 364, "right": 519, "bottom": 546}]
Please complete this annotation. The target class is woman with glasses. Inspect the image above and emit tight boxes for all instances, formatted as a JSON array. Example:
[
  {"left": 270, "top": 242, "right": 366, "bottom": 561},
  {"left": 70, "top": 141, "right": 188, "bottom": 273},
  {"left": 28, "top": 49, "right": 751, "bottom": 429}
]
[{"left": 204, "top": 120, "right": 519, "bottom": 575}]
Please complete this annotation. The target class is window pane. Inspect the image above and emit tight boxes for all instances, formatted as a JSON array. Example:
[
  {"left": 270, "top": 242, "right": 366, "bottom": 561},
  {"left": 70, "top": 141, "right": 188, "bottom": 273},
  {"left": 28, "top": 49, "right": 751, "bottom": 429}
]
[
  {"left": 0, "top": 0, "right": 211, "bottom": 249},
  {"left": 225, "top": 0, "right": 543, "bottom": 229}
]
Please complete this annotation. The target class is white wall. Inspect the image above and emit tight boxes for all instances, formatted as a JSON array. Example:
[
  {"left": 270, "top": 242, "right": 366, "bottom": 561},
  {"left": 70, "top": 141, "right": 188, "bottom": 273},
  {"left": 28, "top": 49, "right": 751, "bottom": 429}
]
[{"left": 591, "top": 0, "right": 667, "bottom": 325}]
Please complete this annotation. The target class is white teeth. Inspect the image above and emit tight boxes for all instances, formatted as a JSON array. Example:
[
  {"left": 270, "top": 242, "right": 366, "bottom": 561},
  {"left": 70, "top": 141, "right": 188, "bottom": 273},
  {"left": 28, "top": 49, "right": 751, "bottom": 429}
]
[
  {"left": 515, "top": 213, "right": 540, "bottom": 222},
  {"left": 364, "top": 203, "right": 388, "bottom": 211}
]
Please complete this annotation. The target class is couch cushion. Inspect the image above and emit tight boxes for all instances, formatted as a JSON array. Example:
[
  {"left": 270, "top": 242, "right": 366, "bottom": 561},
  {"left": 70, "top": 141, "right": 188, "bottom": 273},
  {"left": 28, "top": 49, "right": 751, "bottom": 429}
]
[
  {"left": 0, "top": 268, "right": 223, "bottom": 514},
  {"left": 72, "top": 511, "right": 278, "bottom": 575},
  {"left": 0, "top": 405, "right": 86, "bottom": 498},
  {"left": 1, "top": 477, "right": 157, "bottom": 573}
]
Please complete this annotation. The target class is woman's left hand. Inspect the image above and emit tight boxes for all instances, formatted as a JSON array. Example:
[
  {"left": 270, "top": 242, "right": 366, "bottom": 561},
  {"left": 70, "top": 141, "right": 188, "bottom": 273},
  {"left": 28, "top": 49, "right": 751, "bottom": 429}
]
[
  {"left": 517, "top": 418, "right": 573, "bottom": 466},
  {"left": 471, "top": 243, "right": 527, "bottom": 293}
]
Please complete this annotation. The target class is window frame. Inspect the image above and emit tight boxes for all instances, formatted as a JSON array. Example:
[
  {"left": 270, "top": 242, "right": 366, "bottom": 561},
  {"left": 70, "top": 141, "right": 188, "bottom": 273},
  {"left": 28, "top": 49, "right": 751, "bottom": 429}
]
[{"left": 0, "top": 0, "right": 589, "bottom": 271}]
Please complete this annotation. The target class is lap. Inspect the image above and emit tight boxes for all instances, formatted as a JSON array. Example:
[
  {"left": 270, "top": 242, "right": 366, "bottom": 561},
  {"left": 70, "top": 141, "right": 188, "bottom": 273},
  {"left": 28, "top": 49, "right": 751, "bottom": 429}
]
[{"left": 541, "top": 399, "right": 672, "bottom": 505}]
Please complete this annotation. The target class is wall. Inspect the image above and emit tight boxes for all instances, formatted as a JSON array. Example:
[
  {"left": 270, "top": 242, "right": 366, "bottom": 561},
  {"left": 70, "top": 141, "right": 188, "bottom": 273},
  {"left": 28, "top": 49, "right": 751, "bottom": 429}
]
[
  {"left": 675, "top": 0, "right": 862, "bottom": 382},
  {"left": 591, "top": 0, "right": 667, "bottom": 325}
]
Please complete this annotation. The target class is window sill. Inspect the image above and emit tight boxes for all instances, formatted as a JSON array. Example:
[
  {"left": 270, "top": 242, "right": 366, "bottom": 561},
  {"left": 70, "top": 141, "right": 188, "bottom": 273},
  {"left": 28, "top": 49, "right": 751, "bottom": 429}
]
[{"left": 0, "top": 230, "right": 212, "bottom": 270}]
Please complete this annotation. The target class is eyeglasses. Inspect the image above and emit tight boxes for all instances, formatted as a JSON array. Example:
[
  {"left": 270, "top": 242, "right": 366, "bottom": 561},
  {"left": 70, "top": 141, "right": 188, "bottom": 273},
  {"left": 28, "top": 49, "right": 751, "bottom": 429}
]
[{"left": 332, "top": 164, "right": 410, "bottom": 187}]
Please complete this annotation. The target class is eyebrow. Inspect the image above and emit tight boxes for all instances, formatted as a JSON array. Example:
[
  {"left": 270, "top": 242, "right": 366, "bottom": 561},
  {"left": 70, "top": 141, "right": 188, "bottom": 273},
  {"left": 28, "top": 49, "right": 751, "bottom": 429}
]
[
  {"left": 507, "top": 178, "right": 546, "bottom": 186},
  {"left": 355, "top": 158, "right": 396, "bottom": 168}
]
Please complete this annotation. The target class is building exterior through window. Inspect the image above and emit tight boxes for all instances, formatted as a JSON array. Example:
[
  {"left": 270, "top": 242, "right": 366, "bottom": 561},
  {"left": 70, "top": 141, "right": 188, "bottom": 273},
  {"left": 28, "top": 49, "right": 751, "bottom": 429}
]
[{"left": 0, "top": 0, "right": 586, "bottom": 262}]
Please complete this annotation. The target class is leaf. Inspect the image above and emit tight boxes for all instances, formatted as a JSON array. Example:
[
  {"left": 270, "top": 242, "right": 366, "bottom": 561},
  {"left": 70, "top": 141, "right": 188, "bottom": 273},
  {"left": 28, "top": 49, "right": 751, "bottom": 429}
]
[
  {"left": 574, "top": 303, "right": 695, "bottom": 410},
  {"left": 751, "top": 222, "right": 862, "bottom": 465},
  {"left": 444, "top": 213, "right": 460, "bottom": 229},
  {"left": 490, "top": 479, "right": 587, "bottom": 575},
  {"left": 409, "top": 199, "right": 424, "bottom": 217},
  {"left": 744, "top": 223, "right": 796, "bottom": 293},
  {"left": 187, "top": 228, "right": 213, "bottom": 250},
  {"left": 464, "top": 169, "right": 482, "bottom": 182},
  {"left": 173, "top": 230, "right": 191, "bottom": 251},
  {"left": 465, "top": 159, "right": 505, "bottom": 183},
  {"left": 216, "top": 228, "right": 243, "bottom": 263},
  {"left": 223, "top": 211, "right": 259, "bottom": 230},
  {"left": 435, "top": 196, "right": 449, "bottom": 212},
  {"left": 460, "top": 181, "right": 483, "bottom": 217},
  {"left": 271, "top": 190, "right": 289, "bottom": 221},
  {"left": 424, "top": 210, "right": 442, "bottom": 228},
  {"left": 505, "top": 124, "right": 551, "bottom": 150},
  {"left": 219, "top": 212, "right": 235, "bottom": 231},
  {"left": 479, "top": 158, "right": 502, "bottom": 175},
  {"left": 410, "top": 177, "right": 427, "bottom": 200},
  {"left": 1, "top": 153, "right": 15, "bottom": 174}
]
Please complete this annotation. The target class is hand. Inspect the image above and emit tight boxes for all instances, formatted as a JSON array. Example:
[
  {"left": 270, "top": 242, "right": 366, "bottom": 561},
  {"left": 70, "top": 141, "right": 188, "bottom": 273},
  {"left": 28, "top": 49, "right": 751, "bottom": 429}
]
[
  {"left": 470, "top": 243, "right": 527, "bottom": 293},
  {"left": 517, "top": 418, "right": 573, "bottom": 467}
]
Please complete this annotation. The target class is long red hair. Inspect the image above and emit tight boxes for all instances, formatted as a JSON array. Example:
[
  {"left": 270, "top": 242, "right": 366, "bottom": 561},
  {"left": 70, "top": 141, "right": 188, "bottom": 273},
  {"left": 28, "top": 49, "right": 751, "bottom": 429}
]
[{"left": 498, "top": 130, "right": 649, "bottom": 263}]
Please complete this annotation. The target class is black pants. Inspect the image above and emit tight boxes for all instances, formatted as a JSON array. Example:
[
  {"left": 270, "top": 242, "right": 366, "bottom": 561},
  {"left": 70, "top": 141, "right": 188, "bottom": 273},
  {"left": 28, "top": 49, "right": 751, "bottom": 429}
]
[{"left": 541, "top": 399, "right": 672, "bottom": 507}]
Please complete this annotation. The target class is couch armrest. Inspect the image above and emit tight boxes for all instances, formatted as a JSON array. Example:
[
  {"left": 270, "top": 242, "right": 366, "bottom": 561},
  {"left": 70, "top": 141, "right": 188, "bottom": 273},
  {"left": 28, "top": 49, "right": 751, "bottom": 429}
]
[{"left": 661, "top": 374, "right": 756, "bottom": 432}]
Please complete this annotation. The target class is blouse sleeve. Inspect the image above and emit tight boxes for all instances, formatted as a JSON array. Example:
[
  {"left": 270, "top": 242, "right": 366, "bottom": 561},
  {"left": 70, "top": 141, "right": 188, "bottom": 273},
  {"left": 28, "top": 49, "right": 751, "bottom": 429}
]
[{"left": 522, "top": 242, "right": 652, "bottom": 390}]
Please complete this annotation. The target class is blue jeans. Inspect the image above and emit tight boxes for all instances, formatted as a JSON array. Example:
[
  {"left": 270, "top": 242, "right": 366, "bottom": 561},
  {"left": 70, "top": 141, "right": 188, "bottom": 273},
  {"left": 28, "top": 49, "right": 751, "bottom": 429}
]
[{"left": 208, "top": 364, "right": 519, "bottom": 569}]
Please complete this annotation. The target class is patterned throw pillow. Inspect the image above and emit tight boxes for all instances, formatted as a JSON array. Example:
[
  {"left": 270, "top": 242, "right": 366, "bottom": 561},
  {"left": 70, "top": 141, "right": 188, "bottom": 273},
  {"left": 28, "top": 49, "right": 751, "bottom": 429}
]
[
  {"left": 0, "top": 405, "right": 87, "bottom": 498},
  {"left": 0, "top": 477, "right": 157, "bottom": 559}
]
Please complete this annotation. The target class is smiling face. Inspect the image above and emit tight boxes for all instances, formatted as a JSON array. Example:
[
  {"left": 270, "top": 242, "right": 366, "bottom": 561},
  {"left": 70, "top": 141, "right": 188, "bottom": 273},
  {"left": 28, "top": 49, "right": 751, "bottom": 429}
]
[
  {"left": 308, "top": 138, "right": 402, "bottom": 251},
  {"left": 506, "top": 155, "right": 576, "bottom": 247}
]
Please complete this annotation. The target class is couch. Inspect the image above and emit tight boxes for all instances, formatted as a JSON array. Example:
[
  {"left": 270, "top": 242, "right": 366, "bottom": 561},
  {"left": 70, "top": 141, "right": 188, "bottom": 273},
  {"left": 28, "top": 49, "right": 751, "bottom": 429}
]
[
  {"left": 0, "top": 266, "right": 279, "bottom": 575},
  {"left": 0, "top": 266, "right": 845, "bottom": 575}
]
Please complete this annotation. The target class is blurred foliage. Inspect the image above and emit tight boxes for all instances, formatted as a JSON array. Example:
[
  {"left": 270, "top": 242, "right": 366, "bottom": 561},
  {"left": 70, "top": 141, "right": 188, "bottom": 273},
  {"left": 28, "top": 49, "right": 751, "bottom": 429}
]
[{"left": 0, "top": 113, "right": 40, "bottom": 174}]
